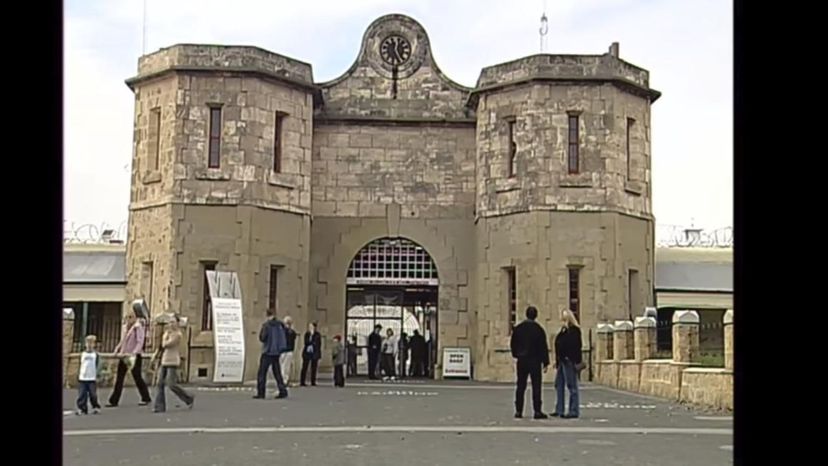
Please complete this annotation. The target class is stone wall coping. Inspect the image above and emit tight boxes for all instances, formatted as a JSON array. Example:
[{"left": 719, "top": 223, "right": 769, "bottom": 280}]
[
  {"left": 683, "top": 367, "right": 730, "bottom": 374},
  {"left": 723, "top": 309, "right": 734, "bottom": 325},
  {"left": 634, "top": 316, "right": 656, "bottom": 328},
  {"left": 641, "top": 359, "right": 672, "bottom": 364},
  {"left": 672, "top": 310, "right": 700, "bottom": 324},
  {"left": 63, "top": 308, "right": 75, "bottom": 320},
  {"left": 613, "top": 320, "right": 634, "bottom": 331},
  {"left": 596, "top": 323, "right": 614, "bottom": 334},
  {"left": 618, "top": 360, "right": 639, "bottom": 364},
  {"left": 643, "top": 307, "right": 657, "bottom": 318}
]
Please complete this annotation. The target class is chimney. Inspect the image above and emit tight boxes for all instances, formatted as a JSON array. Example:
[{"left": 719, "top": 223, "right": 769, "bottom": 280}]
[{"left": 609, "top": 42, "right": 620, "bottom": 58}]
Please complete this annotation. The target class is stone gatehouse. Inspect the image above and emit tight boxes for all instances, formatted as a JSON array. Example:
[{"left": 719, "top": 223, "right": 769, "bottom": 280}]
[{"left": 123, "top": 14, "right": 660, "bottom": 382}]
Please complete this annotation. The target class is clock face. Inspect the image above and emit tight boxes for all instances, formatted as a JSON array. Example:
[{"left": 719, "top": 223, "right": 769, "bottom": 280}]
[{"left": 380, "top": 35, "right": 412, "bottom": 66}]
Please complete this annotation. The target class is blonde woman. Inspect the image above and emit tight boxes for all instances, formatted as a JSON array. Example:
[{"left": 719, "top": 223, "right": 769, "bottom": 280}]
[
  {"left": 553, "top": 309, "right": 582, "bottom": 419},
  {"left": 153, "top": 315, "right": 195, "bottom": 413}
]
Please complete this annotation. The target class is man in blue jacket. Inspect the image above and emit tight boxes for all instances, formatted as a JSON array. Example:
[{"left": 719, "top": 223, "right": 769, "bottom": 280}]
[{"left": 253, "top": 308, "right": 288, "bottom": 399}]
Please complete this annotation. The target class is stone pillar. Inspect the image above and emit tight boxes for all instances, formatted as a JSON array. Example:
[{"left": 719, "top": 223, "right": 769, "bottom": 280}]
[
  {"left": 595, "top": 323, "right": 613, "bottom": 361},
  {"left": 633, "top": 316, "right": 656, "bottom": 361},
  {"left": 612, "top": 320, "right": 634, "bottom": 361},
  {"left": 63, "top": 308, "right": 75, "bottom": 387},
  {"left": 672, "top": 310, "right": 700, "bottom": 363},
  {"left": 723, "top": 309, "right": 734, "bottom": 371}
]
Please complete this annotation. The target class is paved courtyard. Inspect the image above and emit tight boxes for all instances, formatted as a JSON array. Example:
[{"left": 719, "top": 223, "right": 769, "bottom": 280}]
[{"left": 63, "top": 378, "right": 732, "bottom": 465}]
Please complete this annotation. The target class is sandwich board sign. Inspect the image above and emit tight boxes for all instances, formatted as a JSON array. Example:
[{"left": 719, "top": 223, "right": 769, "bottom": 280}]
[{"left": 206, "top": 271, "right": 245, "bottom": 383}]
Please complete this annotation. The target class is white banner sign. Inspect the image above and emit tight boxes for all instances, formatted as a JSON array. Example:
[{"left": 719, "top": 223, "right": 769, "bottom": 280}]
[
  {"left": 211, "top": 297, "right": 245, "bottom": 383},
  {"left": 441, "top": 347, "right": 471, "bottom": 379}
]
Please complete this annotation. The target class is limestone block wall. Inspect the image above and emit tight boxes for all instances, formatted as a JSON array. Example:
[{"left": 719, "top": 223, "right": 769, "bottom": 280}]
[{"left": 593, "top": 309, "right": 733, "bottom": 411}]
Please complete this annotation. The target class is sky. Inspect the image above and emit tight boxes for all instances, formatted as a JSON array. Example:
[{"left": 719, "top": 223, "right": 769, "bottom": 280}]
[{"left": 63, "top": 0, "right": 732, "bottom": 239}]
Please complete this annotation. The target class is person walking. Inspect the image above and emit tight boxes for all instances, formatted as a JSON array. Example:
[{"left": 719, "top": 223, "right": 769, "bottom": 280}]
[
  {"left": 280, "top": 316, "right": 297, "bottom": 387},
  {"left": 553, "top": 309, "right": 583, "bottom": 419},
  {"left": 153, "top": 315, "right": 195, "bottom": 413},
  {"left": 346, "top": 335, "right": 359, "bottom": 377},
  {"left": 367, "top": 324, "right": 383, "bottom": 380},
  {"left": 107, "top": 305, "right": 152, "bottom": 407},
  {"left": 510, "top": 306, "right": 550, "bottom": 419},
  {"left": 75, "top": 335, "right": 102, "bottom": 415},
  {"left": 253, "top": 308, "right": 289, "bottom": 399},
  {"left": 332, "top": 335, "right": 346, "bottom": 387},
  {"left": 381, "top": 328, "right": 398, "bottom": 381},
  {"left": 300, "top": 322, "right": 322, "bottom": 386}
]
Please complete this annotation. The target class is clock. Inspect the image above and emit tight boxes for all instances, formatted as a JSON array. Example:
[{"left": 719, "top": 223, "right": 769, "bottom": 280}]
[{"left": 380, "top": 35, "right": 412, "bottom": 66}]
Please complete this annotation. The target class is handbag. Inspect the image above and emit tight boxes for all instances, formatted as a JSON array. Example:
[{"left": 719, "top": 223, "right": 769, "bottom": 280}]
[{"left": 574, "top": 361, "right": 587, "bottom": 372}]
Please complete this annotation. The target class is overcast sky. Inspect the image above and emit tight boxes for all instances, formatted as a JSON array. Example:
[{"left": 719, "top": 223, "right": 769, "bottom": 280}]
[{"left": 64, "top": 0, "right": 732, "bottom": 237}]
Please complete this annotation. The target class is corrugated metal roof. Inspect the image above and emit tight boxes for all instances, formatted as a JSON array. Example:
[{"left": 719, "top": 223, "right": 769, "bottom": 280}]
[
  {"left": 655, "top": 248, "right": 732, "bottom": 292},
  {"left": 63, "top": 249, "right": 126, "bottom": 283}
]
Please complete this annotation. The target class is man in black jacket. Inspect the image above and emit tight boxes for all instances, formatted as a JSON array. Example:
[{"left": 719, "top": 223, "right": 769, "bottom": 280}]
[
  {"left": 510, "top": 306, "right": 550, "bottom": 419},
  {"left": 300, "top": 322, "right": 322, "bottom": 386},
  {"left": 253, "top": 308, "right": 288, "bottom": 399},
  {"left": 367, "top": 324, "right": 383, "bottom": 380}
]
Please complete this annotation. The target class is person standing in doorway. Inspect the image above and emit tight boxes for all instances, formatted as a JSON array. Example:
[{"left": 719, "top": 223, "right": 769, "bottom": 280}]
[
  {"left": 253, "top": 309, "right": 289, "bottom": 399},
  {"left": 107, "top": 306, "right": 152, "bottom": 407},
  {"left": 398, "top": 331, "right": 409, "bottom": 379},
  {"left": 381, "top": 328, "right": 398, "bottom": 381},
  {"left": 332, "top": 335, "right": 346, "bottom": 387},
  {"left": 408, "top": 329, "right": 426, "bottom": 377},
  {"left": 510, "top": 306, "right": 550, "bottom": 419},
  {"left": 367, "top": 324, "right": 383, "bottom": 380},
  {"left": 153, "top": 315, "right": 195, "bottom": 413},
  {"left": 553, "top": 309, "right": 583, "bottom": 419},
  {"left": 280, "top": 316, "right": 297, "bottom": 387},
  {"left": 300, "top": 322, "right": 322, "bottom": 386},
  {"left": 346, "top": 335, "right": 359, "bottom": 377},
  {"left": 75, "top": 335, "right": 102, "bottom": 415}
]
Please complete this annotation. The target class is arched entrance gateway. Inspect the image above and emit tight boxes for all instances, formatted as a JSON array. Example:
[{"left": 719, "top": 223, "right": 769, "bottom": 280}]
[{"left": 345, "top": 237, "right": 439, "bottom": 378}]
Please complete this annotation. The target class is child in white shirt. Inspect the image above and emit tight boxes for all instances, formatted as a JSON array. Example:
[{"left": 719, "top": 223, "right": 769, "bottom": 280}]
[{"left": 76, "top": 335, "right": 103, "bottom": 415}]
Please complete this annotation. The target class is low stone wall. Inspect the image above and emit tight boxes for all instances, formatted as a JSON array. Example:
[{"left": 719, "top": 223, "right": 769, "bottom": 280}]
[
  {"left": 680, "top": 368, "right": 733, "bottom": 411},
  {"left": 590, "top": 310, "right": 733, "bottom": 411},
  {"left": 65, "top": 353, "right": 157, "bottom": 389}
]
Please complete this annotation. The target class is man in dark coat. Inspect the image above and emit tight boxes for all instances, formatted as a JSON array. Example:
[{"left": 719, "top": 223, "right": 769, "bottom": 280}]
[
  {"left": 398, "top": 332, "right": 409, "bottom": 379},
  {"left": 408, "top": 330, "right": 427, "bottom": 377},
  {"left": 253, "top": 308, "right": 288, "bottom": 399},
  {"left": 300, "top": 322, "right": 322, "bottom": 386},
  {"left": 510, "top": 306, "right": 550, "bottom": 419},
  {"left": 367, "top": 324, "right": 383, "bottom": 380}
]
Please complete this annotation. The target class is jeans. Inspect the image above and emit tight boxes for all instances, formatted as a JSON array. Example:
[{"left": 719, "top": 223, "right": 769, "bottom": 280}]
[
  {"left": 279, "top": 351, "right": 294, "bottom": 385},
  {"left": 108, "top": 354, "right": 152, "bottom": 405},
  {"left": 154, "top": 366, "right": 194, "bottom": 412},
  {"left": 257, "top": 354, "right": 288, "bottom": 397},
  {"left": 76, "top": 381, "right": 100, "bottom": 413},
  {"left": 555, "top": 359, "right": 580, "bottom": 417},
  {"left": 515, "top": 359, "right": 543, "bottom": 415}
]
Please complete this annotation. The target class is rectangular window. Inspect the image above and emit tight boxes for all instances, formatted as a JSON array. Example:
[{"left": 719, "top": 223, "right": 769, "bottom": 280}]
[
  {"left": 268, "top": 266, "right": 279, "bottom": 311},
  {"left": 568, "top": 267, "right": 581, "bottom": 323},
  {"left": 149, "top": 108, "right": 161, "bottom": 171},
  {"left": 273, "top": 113, "right": 285, "bottom": 173},
  {"left": 201, "top": 261, "right": 217, "bottom": 330},
  {"left": 626, "top": 117, "right": 635, "bottom": 180},
  {"left": 507, "top": 120, "right": 517, "bottom": 177},
  {"left": 208, "top": 106, "right": 222, "bottom": 168},
  {"left": 567, "top": 114, "right": 580, "bottom": 174},
  {"left": 506, "top": 267, "right": 517, "bottom": 332},
  {"left": 628, "top": 269, "right": 640, "bottom": 320}
]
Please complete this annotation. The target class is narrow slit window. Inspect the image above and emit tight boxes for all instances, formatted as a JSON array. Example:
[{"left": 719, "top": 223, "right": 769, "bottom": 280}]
[
  {"left": 568, "top": 267, "right": 580, "bottom": 323},
  {"left": 626, "top": 117, "right": 635, "bottom": 180},
  {"left": 208, "top": 107, "right": 222, "bottom": 168},
  {"left": 506, "top": 267, "right": 517, "bottom": 332},
  {"left": 507, "top": 120, "right": 517, "bottom": 178},
  {"left": 568, "top": 114, "right": 580, "bottom": 174},
  {"left": 273, "top": 113, "right": 285, "bottom": 173},
  {"left": 149, "top": 108, "right": 161, "bottom": 171},
  {"left": 268, "top": 266, "right": 279, "bottom": 311}
]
